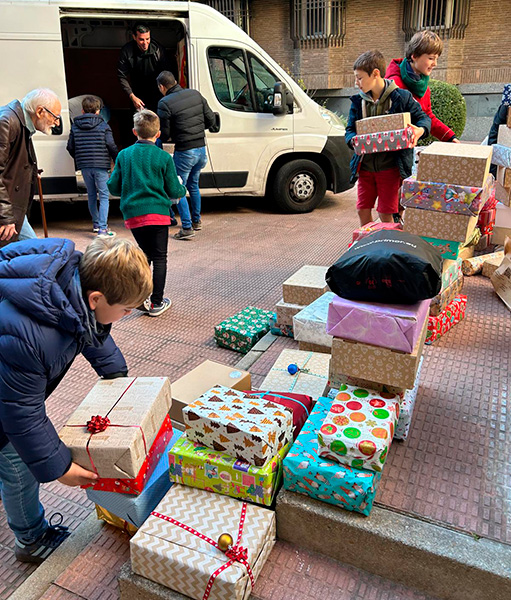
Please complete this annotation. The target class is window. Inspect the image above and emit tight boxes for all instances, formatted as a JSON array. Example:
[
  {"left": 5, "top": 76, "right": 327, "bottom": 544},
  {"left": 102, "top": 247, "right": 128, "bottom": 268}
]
[
  {"left": 403, "top": 0, "right": 471, "bottom": 40},
  {"left": 291, "top": 0, "right": 346, "bottom": 48},
  {"left": 248, "top": 55, "right": 279, "bottom": 113},
  {"left": 208, "top": 47, "right": 255, "bottom": 112},
  {"left": 202, "top": 0, "right": 250, "bottom": 34}
]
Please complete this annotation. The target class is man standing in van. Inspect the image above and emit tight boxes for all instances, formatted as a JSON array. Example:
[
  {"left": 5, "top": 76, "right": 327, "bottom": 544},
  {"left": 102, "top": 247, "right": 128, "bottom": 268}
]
[
  {"left": 118, "top": 23, "right": 168, "bottom": 112},
  {"left": 157, "top": 71, "right": 216, "bottom": 240},
  {"left": 0, "top": 89, "right": 61, "bottom": 248}
]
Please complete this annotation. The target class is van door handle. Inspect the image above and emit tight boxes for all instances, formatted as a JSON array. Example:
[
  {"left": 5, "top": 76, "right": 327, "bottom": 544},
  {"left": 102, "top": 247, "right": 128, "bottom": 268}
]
[{"left": 210, "top": 112, "right": 221, "bottom": 133}]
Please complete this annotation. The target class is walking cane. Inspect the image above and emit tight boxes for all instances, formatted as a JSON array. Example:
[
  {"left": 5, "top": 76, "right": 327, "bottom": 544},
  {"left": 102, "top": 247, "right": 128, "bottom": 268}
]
[{"left": 37, "top": 169, "right": 49, "bottom": 238}]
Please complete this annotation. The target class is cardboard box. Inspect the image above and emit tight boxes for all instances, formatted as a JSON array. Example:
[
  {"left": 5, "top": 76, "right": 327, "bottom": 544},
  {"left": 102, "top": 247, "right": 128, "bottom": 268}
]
[
  {"left": 492, "top": 144, "right": 511, "bottom": 169},
  {"left": 298, "top": 341, "right": 331, "bottom": 354},
  {"left": 490, "top": 239, "right": 511, "bottom": 311},
  {"left": 293, "top": 292, "right": 334, "bottom": 348},
  {"left": 508, "top": 106, "right": 511, "bottom": 128},
  {"left": 394, "top": 357, "right": 424, "bottom": 441},
  {"left": 170, "top": 361, "right": 251, "bottom": 424},
  {"left": 417, "top": 142, "right": 492, "bottom": 187},
  {"left": 493, "top": 225, "right": 511, "bottom": 246},
  {"left": 326, "top": 296, "right": 430, "bottom": 354},
  {"left": 496, "top": 201, "right": 511, "bottom": 229},
  {"left": 282, "top": 265, "right": 329, "bottom": 305},
  {"left": 355, "top": 112, "right": 411, "bottom": 135},
  {"left": 169, "top": 437, "right": 289, "bottom": 506},
  {"left": 353, "top": 127, "right": 414, "bottom": 156},
  {"left": 330, "top": 318, "right": 428, "bottom": 390},
  {"left": 462, "top": 251, "right": 504, "bottom": 276},
  {"left": 404, "top": 206, "right": 477, "bottom": 243},
  {"left": 482, "top": 254, "right": 505, "bottom": 278},
  {"left": 275, "top": 298, "right": 304, "bottom": 326},
  {"left": 283, "top": 395, "right": 381, "bottom": 516},
  {"left": 214, "top": 306, "right": 274, "bottom": 354},
  {"left": 131, "top": 485, "right": 275, "bottom": 600},
  {"left": 96, "top": 505, "right": 138, "bottom": 536},
  {"left": 59, "top": 377, "right": 171, "bottom": 481},
  {"left": 475, "top": 232, "right": 494, "bottom": 251},
  {"left": 317, "top": 385, "right": 400, "bottom": 473},
  {"left": 400, "top": 174, "right": 493, "bottom": 216},
  {"left": 260, "top": 349, "right": 330, "bottom": 400},
  {"left": 495, "top": 181, "right": 511, "bottom": 207},
  {"left": 430, "top": 276, "right": 464, "bottom": 317},
  {"left": 458, "top": 245, "right": 475, "bottom": 260},
  {"left": 498, "top": 124, "right": 511, "bottom": 148},
  {"left": 87, "top": 430, "right": 182, "bottom": 528},
  {"left": 426, "top": 295, "right": 466, "bottom": 344},
  {"left": 183, "top": 386, "right": 293, "bottom": 468}
]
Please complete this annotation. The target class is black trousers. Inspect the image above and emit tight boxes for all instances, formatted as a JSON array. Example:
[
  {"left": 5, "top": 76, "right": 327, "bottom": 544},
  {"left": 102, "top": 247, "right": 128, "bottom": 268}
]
[{"left": 131, "top": 225, "right": 169, "bottom": 305}]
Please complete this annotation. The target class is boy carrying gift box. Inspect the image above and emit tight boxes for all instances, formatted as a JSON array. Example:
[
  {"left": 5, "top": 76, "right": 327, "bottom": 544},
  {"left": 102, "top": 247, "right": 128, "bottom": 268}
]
[
  {"left": 0, "top": 237, "right": 152, "bottom": 564},
  {"left": 345, "top": 50, "right": 431, "bottom": 226}
]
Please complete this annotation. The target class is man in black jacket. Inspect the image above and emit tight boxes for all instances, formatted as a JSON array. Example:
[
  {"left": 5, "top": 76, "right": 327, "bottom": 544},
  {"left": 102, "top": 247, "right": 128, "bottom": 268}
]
[
  {"left": 157, "top": 71, "right": 216, "bottom": 240},
  {"left": 487, "top": 84, "right": 510, "bottom": 178},
  {"left": 117, "top": 23, "right": 168, "bottom": 112}
]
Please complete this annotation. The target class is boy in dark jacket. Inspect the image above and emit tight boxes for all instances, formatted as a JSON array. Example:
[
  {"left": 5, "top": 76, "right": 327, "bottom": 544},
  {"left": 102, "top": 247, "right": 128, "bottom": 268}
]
[
  {"left": 487, "top": 84, "right": 511, "bottom": 177},
  {"left": 0, "top": 236, "right": 152, "bottom": 563},
  {"left": 67, "top": 96, "right": 118, "bottom": 237},
  {"left": 346, "top": 50, "right": 431, "bottom": 226}
]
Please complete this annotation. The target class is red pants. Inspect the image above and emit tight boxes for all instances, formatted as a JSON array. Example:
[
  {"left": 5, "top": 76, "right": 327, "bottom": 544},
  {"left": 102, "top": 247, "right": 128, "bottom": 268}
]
[{"left": 357, "top": 167, "right": 401, "bottom": 214}]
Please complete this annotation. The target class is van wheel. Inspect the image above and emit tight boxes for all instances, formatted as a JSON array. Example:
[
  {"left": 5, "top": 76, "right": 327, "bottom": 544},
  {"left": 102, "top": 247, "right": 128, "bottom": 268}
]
[{"left": 272, "top": 160, "right": 327, "bottom": 213}]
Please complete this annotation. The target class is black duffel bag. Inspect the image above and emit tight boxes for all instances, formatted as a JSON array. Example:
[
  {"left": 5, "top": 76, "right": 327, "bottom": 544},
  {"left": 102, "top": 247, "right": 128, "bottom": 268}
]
[{"left": 326, "top": 230, "right": 443, "bottom": 304}]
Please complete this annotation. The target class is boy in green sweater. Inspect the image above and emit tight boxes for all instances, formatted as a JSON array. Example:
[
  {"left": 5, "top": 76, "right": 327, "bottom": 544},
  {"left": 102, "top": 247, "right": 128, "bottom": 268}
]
[{"left": 108, "top": 110, "right": 186, "bottom": 317}]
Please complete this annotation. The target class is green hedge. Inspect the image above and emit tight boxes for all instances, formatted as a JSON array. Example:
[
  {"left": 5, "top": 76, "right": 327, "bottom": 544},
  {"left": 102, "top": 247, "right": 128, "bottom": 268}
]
[{"left": 418, "top": 79, "right": 466, "bottom": 145}]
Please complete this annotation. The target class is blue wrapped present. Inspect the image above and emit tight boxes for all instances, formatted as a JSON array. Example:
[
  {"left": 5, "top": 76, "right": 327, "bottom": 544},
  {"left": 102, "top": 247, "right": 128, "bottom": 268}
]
[
  {"left": 283, "top": 396, "right": 381, "bottom": 516},
  {"left": 502, "top": 84, "right": 511, "bottom": 106},
  {"left": 86, "top": 429, "right": 182, "bottom": 528},
  {"left": 492, "top": 144, "right": 511, "bottom": 168}
]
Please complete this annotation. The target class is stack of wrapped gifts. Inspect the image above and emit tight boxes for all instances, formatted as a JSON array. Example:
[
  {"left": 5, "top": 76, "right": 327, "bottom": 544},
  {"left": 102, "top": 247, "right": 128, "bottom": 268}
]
[
  {"left": 59, "top": 377, "right": 178, "bottom": 534},
  {"left": 270, "top": 265, "right": 329, "bottom": 337},
  {"left": 352, "top": 112, "right": 414, "bottom": 156}
]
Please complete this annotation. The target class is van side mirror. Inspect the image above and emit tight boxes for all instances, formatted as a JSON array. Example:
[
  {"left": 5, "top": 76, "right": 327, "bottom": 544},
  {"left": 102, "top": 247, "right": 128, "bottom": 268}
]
[{"left": 272, "top": 82, "right": 294, "bottom": 116}]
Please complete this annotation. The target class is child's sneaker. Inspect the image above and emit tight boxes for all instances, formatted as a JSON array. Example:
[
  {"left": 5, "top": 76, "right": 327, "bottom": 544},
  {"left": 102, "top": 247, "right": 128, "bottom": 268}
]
[
  {"left": 97, "top": 228, "right": 116, "bottom": 237},
  {"left": 15, "top": 515, "right": 71, "bottom": 564},
  {"left": 136, "top": 298, "right": 151, "bottom": 312},
  {"left": 92, "top": 226, "right": 100, "bottom": 233},
  {"left": 170, "top": 217, "right": 178, "bottom": 227},
  {"left": 173, "top": 228, "right": 195, "bottom": 240},
  {"left": 149, "top": 298, "right": 172, "bottom": 317},
  {"left": 192, "top": 220, "right": 202, "bottom": 231}
]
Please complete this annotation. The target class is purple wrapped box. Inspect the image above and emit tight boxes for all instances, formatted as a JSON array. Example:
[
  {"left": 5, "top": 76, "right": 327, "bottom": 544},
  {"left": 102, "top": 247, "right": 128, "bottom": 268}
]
[
  {"left": 326, "top": 296, "right": 430, "bottom": 354},
  {"left": 352, "top": 127, "right": 414, "bottom": 156}
]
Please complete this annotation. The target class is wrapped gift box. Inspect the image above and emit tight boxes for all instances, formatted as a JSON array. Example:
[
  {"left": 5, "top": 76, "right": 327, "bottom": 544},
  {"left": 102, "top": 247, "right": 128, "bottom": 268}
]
[
  {"left": 87, "top": 430, "right": 181, "bottom": 526},
  {"left": 503, "top": 85, "right": 511, "bottom": 106},
  {"left": 492, "top": 144, "right": 511, "bottom": 169},
  {"left": 326, "top": 295, "right": 430, "bottom": 354},
  {"left": 496, "top": 201, "right": 511, "bottom": 230},
  {"left": 417, "top": 142, "right": 492, "bottom": 187},
  {"left": 441, "top": 258, "right": 463, "bottom": 290},
  {"left": 283, "top": 395, "right": 381, "bottom": 516},
  {"left": 462, "top": 251, "right": 504, "bottom": 276},
  {"left": 317, "top": 385, "right": 400, "bottom": 473},
  {"left": 400, "top": 174, "right": 492, "bottom": 216},
  {"left": 352, "top": 221, "right": 402, "bottom": 244},
  {"left": 478, "top": 207, "right": 497, "bottom": 236},
  {"left": 482, "top": 254, "right": 505, "bottom": 278},
  {"left": 260, "top": 349, "right": 330, "bottom": 400},
  {"left": 330, "top": 318, "right": 428, "bottom": 390},
  {"left": 282, "top": 265, "right": 329, "bottom": 305},
  {"left": 59, "top": 377, "right": 171, "bottom": 481},
  {"left": 493, "top": 226, "right": 511, "bottom": 245},
  {"left": 430, "top": 275, "right": 464, "bottom": 316},
  {"left": 269, "top": 315, "right": 293, "bottom": 338},
  {"left": 490, "top": 247, "right": 511, "bottom": 311},
  {"left": 426, "top": 295, "right": 467, "bottom": 344},
  {"left": 353, "top": 127, "right": 414, "bottom": 156},
  {"left": 293, "top": 292, "right": 334, "bottom": 349},
  {"left": 276, "top": 298, "right": 304, "bottom": 326},
  {"left": 183, "top": 386, "right": 293, "bottom": 468},
  {"left": 495, "top": 178, "right": 511, "bottom": 207},
  {"left": 355, "top": 112, "right": 411, "bottom": 135},
  {"left": 131, "top": 485, "right": 275, "bottom": 600},
  {"left": 404, "top": 206, "right": 477, "bottom": 243},
  {"left": 298, "top": 341, "right": 330, "bottom": 354},
  {"left": 498, "top": 124, "right": 511, "bottom": 148},
  {"left": 421, "top": 237, "right": 463, "bottom": 260},
  {"left": 328, "top": 377, "right": 405, "bottom": 397},
  {"left": 394, "top": 357, "right": 423, "bottom": 441},
  {"left": 171, "top": 361, "right": 250, "bottom": 425},
  {"left": 214, "top": 306, "right": 274, "bottom": 354},
  {"left": 508, "top": 106, "right": 511, "bottom": 127},
  {"left": 475, "top": 233, "right": 494, "bottom": 251},
  {"left": 96, "top": 505, "right": 138, "bottom": 536},
  {"left": 169, "top": 437, "right": 289, "bottom": 506}
]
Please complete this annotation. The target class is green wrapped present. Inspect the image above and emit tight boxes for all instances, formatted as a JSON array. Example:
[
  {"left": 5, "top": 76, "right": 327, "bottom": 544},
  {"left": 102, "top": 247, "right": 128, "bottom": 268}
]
[{"left": 214, "top": 306, "right": 274, "bottom": 353}]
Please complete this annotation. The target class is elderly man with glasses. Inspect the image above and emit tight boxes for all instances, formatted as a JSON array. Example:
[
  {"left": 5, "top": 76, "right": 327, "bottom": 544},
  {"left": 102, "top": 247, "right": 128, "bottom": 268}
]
[{"left": 0, "top": 88, "right": 61, "bottom": 247}]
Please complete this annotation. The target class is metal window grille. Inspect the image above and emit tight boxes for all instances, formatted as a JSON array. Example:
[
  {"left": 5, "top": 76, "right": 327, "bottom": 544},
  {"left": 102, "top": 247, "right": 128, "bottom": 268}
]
[
  {"left": 291, "top": 0, "right": 346, "bottom": 49},
  {"left": 403, "top": 0, "right": 471, "bottom": 40},
  {"left": 203, "top": 0, "right": 250, "bottom": 33}
]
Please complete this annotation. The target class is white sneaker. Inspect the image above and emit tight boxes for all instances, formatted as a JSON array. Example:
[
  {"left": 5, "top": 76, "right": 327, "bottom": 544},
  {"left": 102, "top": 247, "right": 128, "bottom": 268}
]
[{"left": 149, "top": 298, "right": 172, "bottom": 317}]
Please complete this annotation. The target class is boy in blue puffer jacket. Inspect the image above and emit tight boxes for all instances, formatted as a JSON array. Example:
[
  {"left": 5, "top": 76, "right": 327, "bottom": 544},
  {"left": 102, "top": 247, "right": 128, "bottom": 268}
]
[
  {"left": 67, "top": 96, "right": 118, "bottom": 237},
  {"left": 0, "top": 236, "right": 152, "bottom": 564}
]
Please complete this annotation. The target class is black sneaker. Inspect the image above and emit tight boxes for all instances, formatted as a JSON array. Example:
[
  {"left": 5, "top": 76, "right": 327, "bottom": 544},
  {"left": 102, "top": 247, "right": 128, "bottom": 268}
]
[
  {"left": 149, "top": 298, "right": 172, "bottom": 317},
  {"left": 192, "top": 220, "right": 202, "bottom": 231},
  {"left": 173, "top": 228, "right": 195, "bottom": 240},
  {"left": 136, "top": 298, "right": 151, "bottom": 312},
  {"left": 170, "top": 217, "right": 178, "bottom": 227},
  {"left": 15, "top": 514, "right": 70, "bottom": 564}
]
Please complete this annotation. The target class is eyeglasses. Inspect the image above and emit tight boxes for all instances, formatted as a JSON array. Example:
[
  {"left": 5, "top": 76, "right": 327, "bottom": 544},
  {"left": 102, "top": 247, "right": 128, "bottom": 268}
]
[{"left": 43, "top": 106, "right": 61, "bottom": 123}]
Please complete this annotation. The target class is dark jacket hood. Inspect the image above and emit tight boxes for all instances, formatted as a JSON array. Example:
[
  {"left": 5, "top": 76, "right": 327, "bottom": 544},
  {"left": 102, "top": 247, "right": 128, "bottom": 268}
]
[
  {"left": 73, "top": 113, "right": 105, "bottom": 130},
  {"left": 0, "top": 238, "right": 108, "bottom": 347}
]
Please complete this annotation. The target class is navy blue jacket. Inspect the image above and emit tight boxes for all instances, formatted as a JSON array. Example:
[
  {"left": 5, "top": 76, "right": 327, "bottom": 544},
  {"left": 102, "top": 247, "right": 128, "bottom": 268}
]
[
  {"left": 345, "top": 88, "right": 431, "bottom": 183},
  {"left": 67, "top": 114, "right": 118, "bottom": 170},
  {"left": 0, "top": 238, "right": 127, "bottom": 483},
  {"left": 488, "top": 104, "right": 508, "bottom": 177}
]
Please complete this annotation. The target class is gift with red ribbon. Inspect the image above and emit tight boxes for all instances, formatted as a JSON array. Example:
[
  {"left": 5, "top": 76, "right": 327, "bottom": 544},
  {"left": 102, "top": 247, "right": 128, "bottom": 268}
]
[
  {"left": 130, "top": 485, "right": 275, "bottom": 600},
  {"left": 59, "top": 377, "right": 172, "bottom": 485}
]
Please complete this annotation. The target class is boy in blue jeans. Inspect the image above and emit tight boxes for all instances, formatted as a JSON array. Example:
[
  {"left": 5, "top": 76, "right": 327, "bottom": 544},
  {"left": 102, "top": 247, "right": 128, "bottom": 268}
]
[
  {"left": 0, "top": 236, "right": 152, "bottom": 563},
  {"left": 67, "top": 96, "right": 118, "bottom": 237}
]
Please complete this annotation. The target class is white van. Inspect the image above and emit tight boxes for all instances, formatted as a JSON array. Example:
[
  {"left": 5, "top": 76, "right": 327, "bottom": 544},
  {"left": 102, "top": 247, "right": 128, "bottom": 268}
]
[{"left": 0, "top": 0, "right": 352, "bottom": 213}]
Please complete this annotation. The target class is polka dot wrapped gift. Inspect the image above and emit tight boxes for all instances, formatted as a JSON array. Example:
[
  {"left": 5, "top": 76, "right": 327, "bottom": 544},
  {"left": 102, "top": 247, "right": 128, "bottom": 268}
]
[{"left": 317, "top": 384, "right": 400, "bottom": 473}]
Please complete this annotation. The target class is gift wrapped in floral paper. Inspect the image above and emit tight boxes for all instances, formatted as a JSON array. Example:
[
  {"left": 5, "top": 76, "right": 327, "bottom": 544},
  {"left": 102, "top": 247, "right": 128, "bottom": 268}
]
[
  {"left": 317, "top": 385, "right": 400, "bottom": 473},
  {"left": 351, "top": 221, "right": 402, "bottom": 244},
  {"left": 183, "top": 386, "right": 293, "bottom": 467},
  {"left": 169, "top": 437, "right": 289, "bottom": 506},
  {"left": 283, "top": 395, "right": 381, "bottom": 515},
  {"left": 400, "top": 174, "right": 493, "bottom": 216},
  {"left": 131, "top": 485, "right": 275, "bottom": 600},
  {"left": 492, "top": 144, "right": 511, "bottom": 169},
  {"left": 293, "top": 292, "right": 334, "bottom": 349},
  {"left": 426, "top": 295, "right": 467, "bottom": 344},
  {"left": 353, "top": 127, "right": 414, "bottom": 156},
  {"left": 214, "top": 306, "right": 274, "bottom": 354}
]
